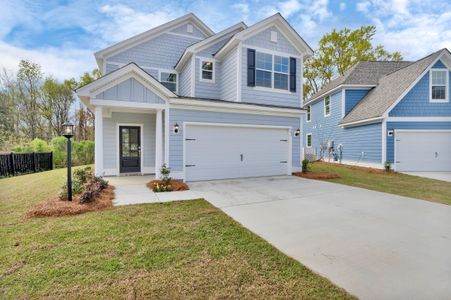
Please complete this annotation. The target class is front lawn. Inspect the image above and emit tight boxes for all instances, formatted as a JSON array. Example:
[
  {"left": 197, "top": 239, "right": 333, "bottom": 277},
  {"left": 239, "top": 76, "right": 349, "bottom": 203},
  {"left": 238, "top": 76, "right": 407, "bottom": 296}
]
[
  {"left": 0, "top": 168, "right": 352, "bottom": 299},
  {"left": 310, "top": 162, "right": 451, "bottom": 206}
]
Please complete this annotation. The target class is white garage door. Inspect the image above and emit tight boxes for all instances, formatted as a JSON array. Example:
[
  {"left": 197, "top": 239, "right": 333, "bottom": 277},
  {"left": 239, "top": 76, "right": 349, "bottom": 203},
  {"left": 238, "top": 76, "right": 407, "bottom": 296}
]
[
  {"left": 395, "top": 130, "right": 451, "bottom": 171},
  {"left": 185, "top": 124, "right": 291, "bottom": 181}
]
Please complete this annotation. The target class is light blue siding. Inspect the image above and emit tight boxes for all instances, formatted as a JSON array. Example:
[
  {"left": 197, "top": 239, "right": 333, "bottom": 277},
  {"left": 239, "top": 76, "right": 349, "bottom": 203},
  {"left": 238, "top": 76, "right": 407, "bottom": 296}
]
[
  {"left": 240, "top": 46, "right": 302, "bottom": 107},
  {"left": 170, "top": 22, "right": 207, "bottom": 39},
  {"left": 103, "top": 112, "right": 156, "bottom": 171},
  {"left": 179, "top": 58, "right": 192, "bottom": 96},
  {"left": 141, "top": 67, "right": 158, "bottom": 79},
  {"left": 304, "top": 90, "right": 382, "bottom": 163},
  {"left": 198, "top": 37, "right": 231, "bottom": 57},
  {"left": 169, "top": 109, "right": 301, "bottom": 171},
  {"left": 106, "top": 63, "right": 119, "bottom": 73},
  {"left": 106, "top": 33, "right": 199, "bottom": 70},
  {"left": 242, "top": 26, "right": 299, "bottom": 56},
  {"left": 345, "top": 89, "right": 370, "bottom": 115},
  {"left": 389, "top": 68, "right": 451, "bottom": 117},
  {"left": 386, "top": 122, "right": 451, "bottom": 163},
  {"left": 95, "top": 78, "right": 165, "bottom": 104},
  {"left": 432, "top": 60, "right": 447, "bottom": 68},
  {"left": 194, "top": 57, "right": 221, "bottom": 99},
  {"left": 219, "top": 46, "right": 237, "bottom": 101}
]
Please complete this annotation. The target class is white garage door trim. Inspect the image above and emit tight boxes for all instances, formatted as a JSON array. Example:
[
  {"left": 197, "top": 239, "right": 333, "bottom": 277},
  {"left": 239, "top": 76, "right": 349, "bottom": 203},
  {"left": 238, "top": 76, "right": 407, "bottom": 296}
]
[
  {"left": 394, "top": 129, "right": 451, "bottom": 172},
  {"left": 183, "top": 122, "right": 292, "bottom": 181}
]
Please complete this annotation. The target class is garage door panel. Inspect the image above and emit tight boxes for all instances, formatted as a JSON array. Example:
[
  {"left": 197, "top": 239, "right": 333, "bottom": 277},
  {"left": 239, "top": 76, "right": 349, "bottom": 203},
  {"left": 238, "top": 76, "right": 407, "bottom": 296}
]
[
  {"left": 395, "top": 131, "right": 451, "bottom": 172},
  {"left": 185, "top": 124, "right": 290, "bottom": 181}
]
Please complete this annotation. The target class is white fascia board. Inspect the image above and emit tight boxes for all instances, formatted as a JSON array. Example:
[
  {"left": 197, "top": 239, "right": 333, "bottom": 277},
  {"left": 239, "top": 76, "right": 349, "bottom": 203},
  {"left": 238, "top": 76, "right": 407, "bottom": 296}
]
[
  {"left": 304, "top": 84, "right": 375, "bottom": 107},
  {"left": 215, "top": 13, "right": 313, "bottom": 60},
  {"left": 91, "top": 99, "right": 167, "bottom": 110},
  {"left": 387, "top": 116, "right": 451, "bottom": 122},
  {"left": 341, "top": 116, "right": 384, "bottom": 128},
  {"left": 95, "top": 13, "right": 214, "bottom": 66},
  {"left": 170, "top": 98, "right": 304, "bottom": 117}
]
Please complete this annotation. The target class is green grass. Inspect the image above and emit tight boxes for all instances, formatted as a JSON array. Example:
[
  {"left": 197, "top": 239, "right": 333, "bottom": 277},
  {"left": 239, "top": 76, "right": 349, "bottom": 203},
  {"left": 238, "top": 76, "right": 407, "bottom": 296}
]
[
  {"left": 0, "top": 168, "right": 352, "bottom": 299},
  {"left": 310, "top": 162, "right": 451, "bottom": 205}
]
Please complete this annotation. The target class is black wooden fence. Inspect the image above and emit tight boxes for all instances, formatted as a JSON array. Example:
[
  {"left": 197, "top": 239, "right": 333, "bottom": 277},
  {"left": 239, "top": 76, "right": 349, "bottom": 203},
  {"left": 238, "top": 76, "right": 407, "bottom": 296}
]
[{"left": 0, "top": 152, "right": 53, "bottom": 177}]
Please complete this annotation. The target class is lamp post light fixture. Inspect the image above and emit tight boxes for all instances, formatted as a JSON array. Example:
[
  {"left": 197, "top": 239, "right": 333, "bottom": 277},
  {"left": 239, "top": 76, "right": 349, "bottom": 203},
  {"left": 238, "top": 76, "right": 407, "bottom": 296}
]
[{"left": 62, "top": 123, "right": 74, "bottom": 201}]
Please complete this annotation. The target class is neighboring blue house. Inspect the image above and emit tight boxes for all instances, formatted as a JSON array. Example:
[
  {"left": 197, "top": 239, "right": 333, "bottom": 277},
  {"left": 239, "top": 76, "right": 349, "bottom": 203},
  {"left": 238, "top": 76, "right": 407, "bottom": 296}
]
[
  {"left": 303, "top": 49, "right": 451, "bottom": 172},
  {"left": 76, "top": 13, "right": 313, "bottom": 181}
]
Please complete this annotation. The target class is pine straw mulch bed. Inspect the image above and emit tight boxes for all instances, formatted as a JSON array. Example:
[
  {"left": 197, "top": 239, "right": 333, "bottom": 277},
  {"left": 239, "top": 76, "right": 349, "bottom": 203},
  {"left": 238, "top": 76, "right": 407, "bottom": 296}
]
[
  {"left": 146, "top": 180, "right": 189, "bottom": 192},
  {"left": 316, "top": 161, "right": 398, "bottom": 175},
  {"left": 292, "top": 171, "right": 341, "bottom": 180},
  {"left": 26, "top": 186, "right": 115, "bottom": 218}
]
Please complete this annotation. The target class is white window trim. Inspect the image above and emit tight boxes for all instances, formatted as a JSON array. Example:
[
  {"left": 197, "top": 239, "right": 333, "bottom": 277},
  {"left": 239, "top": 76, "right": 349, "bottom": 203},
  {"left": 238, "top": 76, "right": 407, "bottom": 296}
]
[
  {"left": 306, "top": 105, "right": 311, "bottom": 122},
  {"left": 158, "top": 69, "right": 178, "bottom": 94},
  {"left": 429, "top": 68, "right": 449, "bottom": 103},
  {"left": 199, "top": 58, "right": 215, "bottom": 83},
  {"left": 324, "top": 96, "right": 331, "bottom": 117},
  {"left": 306, "top": 133, "right": 312, "bottom": 148},
  {"left": 254, "top": 50, "right": 292, "bottom": 93}
]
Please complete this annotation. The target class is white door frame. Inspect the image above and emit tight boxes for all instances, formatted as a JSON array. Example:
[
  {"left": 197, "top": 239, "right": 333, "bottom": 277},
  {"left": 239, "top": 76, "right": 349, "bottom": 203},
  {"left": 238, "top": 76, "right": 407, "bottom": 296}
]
[
  {"left": 182, "top": 121, "right": 293, "bottom": 181},
  {"left": 393, "top": 129, "right": 451, "bottom": 171},
  {"left": 116, "top": 123, "right": 144, "bottom": 176}
]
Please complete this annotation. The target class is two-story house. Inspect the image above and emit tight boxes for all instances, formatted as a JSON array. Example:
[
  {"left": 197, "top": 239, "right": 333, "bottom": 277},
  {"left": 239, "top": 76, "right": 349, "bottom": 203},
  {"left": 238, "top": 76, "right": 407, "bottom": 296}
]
[
  {"left": 303, "top": 48, "right": 451, "bottom": 172},
  {"left": 76, "top": 13, "right": 313, "bottom": 181}
]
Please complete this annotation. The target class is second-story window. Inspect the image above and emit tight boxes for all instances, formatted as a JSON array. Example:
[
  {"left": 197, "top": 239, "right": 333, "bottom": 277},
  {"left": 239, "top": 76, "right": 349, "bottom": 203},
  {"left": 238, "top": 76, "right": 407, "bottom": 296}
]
[
  {"left": 160, "top": 72, "right": 177, "bottom": 92},
  {"left": 324, "top": 96, "right": 331, "bottom": 117},
  {"left": 255, "top": 51, "right": 290, "bottom": 91},
  {"left": 200, "top": 60, "right": 214, "bottom": 82},
  {"left": 430, "top": 69, "right": 448, "bottom": 102},
  {"left": 306, "top": 105, "right": 311, "bottom": 122}
]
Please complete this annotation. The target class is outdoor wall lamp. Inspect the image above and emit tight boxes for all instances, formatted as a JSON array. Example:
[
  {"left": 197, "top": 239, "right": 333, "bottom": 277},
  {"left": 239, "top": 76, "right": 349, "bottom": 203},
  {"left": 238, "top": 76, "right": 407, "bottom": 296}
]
[
  {"left": 62, "top": 123, "right": 74, "bottom": 201},
  {"left": 173, "top": 123, "right": 179, "bottom": 134},
  {"left": 294, "top": 128, "right": 300, "bottom": 136}
]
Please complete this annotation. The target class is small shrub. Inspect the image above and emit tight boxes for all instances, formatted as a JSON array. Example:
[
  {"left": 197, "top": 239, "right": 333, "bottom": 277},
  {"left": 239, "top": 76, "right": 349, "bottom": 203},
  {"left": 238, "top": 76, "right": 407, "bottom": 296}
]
[
  {"left": 73, "top": 166, "right": 93, "bottom": 184},
  {"left": 79, "top": 176, "right": 109, "bottom": 204},
  {"left": 58, "top": 180, "right": 84, "bottom": 200},
  {"left": 384, "top": 161, "right": 392, "bottom": 172},
  {"left": 154, "top": 164, "right": 173, "bottom": 192},
  {"left": 302, "top": 159, "right": 310, "bottom": 173}
]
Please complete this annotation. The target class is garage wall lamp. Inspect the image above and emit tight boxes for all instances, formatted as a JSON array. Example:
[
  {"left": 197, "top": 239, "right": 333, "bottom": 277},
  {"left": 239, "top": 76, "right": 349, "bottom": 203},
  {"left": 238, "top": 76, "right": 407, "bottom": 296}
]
[
  {"left": 173, "top": 123, "right": 180, "bottom": 134},
  {"left": 294, "top": 128, "right": 300, "bottom": 137}
]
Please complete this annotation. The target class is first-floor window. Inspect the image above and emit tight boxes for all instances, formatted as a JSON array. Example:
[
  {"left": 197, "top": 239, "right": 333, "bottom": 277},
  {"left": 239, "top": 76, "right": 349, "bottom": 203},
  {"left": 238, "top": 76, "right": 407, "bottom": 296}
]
[
  {"left": 201, "top": 60, "right": 214, "bottom": 81},
  {"left": 430, "top": 69, "right": 448, "bottom": 102},
  {"left": 306, "top": 133, "right": 312, "bottom": 148},
  {"left": 160, "top": 72, "right": 177, "bottom": 92}
]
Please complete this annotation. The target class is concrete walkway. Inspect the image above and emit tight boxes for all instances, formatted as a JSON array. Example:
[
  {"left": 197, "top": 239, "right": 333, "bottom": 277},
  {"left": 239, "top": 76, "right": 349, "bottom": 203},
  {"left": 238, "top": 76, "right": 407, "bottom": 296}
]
[
  {"left": 404, "top": 171, "right": 451, "bottom": 183},
  {"left": 107, "top": 176, "right": 202, "bottom": 206},
  {"left": 190, "top": 176, "right": 451, "bottom": 300}
]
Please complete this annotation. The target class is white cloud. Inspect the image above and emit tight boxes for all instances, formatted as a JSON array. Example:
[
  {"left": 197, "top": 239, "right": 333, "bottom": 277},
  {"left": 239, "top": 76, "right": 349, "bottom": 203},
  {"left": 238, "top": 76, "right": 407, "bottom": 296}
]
[
  {"left": 339, "top": 2, "right": 346, "bottom": 11},
  {"left": 233, "top": 2, "right": 250, "bottom": 18},
  {"left": 356, "top": 1, "right": 371, "bottom": 13}
]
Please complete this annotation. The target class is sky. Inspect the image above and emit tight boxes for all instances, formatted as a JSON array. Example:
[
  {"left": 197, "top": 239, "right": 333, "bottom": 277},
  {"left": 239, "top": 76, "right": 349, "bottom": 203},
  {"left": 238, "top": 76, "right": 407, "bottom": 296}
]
[{"left": 1, "top": 0, "right": 450, "bottom": 81}]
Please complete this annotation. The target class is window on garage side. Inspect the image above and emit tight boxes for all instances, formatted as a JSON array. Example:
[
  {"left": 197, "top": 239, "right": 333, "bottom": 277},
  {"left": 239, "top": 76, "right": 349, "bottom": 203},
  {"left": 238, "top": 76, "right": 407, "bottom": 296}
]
[
  {"left": 306, "top": 105, "right": 311, "bottom": 122},
  {"left": 306, "top": 133, "right": 312, "bottom": 148},
  {"left": 324, "top": 96, "right": 331, "bottom": 116},
  {"left": 160, "top": 72, "right": 177, "bottom": 92},
  {"left": 430, "top": 69, "right": 448, "bottom": 102}
]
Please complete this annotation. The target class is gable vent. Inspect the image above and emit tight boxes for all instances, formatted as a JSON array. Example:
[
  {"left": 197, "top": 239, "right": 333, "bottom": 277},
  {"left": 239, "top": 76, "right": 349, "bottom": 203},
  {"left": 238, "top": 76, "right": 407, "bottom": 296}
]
[
  {"left": 270, "top": 31, "right": 278, "bottom": 43},
  {"left": 187, "top": 24, "right": 193, "bottom": 33}
]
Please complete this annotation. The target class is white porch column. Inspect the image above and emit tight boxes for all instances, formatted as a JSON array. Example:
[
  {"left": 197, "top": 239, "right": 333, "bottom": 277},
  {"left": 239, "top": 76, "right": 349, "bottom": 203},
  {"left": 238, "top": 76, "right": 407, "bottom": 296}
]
[
  {"left": 155, "top": 109, "right": 163, "bottom": 178},
  {"left": 164, "top": 108, "right": 170, "bottom": 166},
  {"left": 94, "top": 106, "right": 104, "bottom": 176}
]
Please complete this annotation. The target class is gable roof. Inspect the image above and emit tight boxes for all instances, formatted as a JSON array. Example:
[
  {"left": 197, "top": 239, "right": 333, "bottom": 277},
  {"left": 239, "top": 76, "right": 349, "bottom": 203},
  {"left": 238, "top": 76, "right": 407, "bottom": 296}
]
[
  {"left": 76, "top": 63, "right": 176, "bottom": 111},
  {"left": 341, "top": 48, "right": 451, "bottom": 126},
  {"left": 214, "top": 13, "right": 313, "bottom": 60},
  {"left": 304, "top": 61, "right": 413, "bottom": 106},
  {"left": 94, "top": 13, "right": 214, "bottom": 72},
  {"left": 174, "top": 22, "right": 247, "bottom": 71}
]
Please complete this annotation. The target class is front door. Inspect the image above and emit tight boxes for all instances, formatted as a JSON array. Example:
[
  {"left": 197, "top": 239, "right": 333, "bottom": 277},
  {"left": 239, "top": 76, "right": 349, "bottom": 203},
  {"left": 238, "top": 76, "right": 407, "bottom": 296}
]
[{"left": 119, "top": 126, "right": 141, "bottom": 173}]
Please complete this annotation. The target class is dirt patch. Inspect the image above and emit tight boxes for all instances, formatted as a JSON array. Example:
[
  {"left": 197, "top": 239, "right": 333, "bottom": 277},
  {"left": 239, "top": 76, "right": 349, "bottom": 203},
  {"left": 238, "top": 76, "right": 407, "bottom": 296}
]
[
  {"left": 293, "top": 171, "right": 341, "bottom": 180},
  {"left": 316, "top": 161, "right": 397, "bottom": 175},
  {"left": 147, "top": 180, "right": 189, "bottom": 192},
  {"left": 26, "top": 186, "right": 115, "bottom": 218}
]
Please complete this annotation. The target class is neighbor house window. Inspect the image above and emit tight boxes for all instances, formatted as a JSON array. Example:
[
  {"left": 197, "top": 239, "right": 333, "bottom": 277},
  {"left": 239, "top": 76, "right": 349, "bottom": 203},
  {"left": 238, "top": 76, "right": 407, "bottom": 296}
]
[
  {"left": 430, "top": 69, "right": 448, "bottom": 102},
  {"left": 160, "top": 72, "right": 177, "bottom": 92},
  {"left": 255, "top": 51, "right": 290, "bottom": 90},
  {"left": 324, "top": 96, "right": 331, "bottom": 116},
  {"left": 306, "top": 133, "right": 312, "bottom": 148},
  {"left": 200, "top": 60, "right": 214, "bottom": 82},
  {"left": 306, "top": 105, "right": 311, "bottom": 122}
]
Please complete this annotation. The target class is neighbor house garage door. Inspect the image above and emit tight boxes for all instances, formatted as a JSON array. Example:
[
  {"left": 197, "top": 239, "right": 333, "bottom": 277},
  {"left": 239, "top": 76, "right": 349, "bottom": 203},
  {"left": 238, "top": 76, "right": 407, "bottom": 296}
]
[
  {"left": 395, "top": 130, "right": 451, "bottom": 171},
  {"left": 185, "top": 123, "right": 291, "bottom": 181}
]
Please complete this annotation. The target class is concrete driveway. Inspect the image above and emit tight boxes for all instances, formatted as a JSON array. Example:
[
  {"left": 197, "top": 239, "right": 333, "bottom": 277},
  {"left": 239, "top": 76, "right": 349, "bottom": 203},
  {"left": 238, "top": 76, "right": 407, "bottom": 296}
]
[{"left": 190, "top": 176, "right": 451, "bottom": 300}]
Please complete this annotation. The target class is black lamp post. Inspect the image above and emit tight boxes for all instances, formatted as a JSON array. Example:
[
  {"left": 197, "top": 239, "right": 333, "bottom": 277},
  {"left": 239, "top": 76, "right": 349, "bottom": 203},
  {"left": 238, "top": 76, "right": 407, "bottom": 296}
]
[{"left": 62, "top": 123, "right": 74, "bottom": 201}]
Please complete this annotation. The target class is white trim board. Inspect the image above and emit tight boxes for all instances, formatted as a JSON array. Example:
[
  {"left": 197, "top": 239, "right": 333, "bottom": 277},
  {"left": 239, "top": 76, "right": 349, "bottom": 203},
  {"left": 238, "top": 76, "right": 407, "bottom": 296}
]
[{"left": 387, "top": 117, "right": 451, "bottom": 122}]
